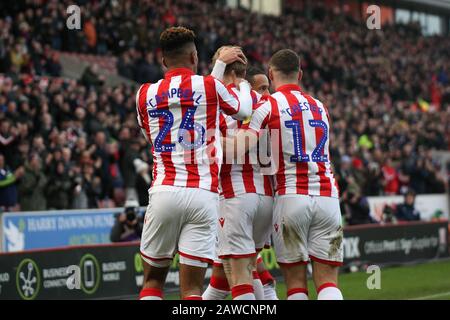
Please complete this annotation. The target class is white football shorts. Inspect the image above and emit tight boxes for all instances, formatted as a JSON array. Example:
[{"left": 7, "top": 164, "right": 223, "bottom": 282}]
[
  {"left": 272, "top": 194, "right": 343, "bottom": 266},
  {"left": 140, "top": 186, "right": 219, "bottom": 268},
  {"left": 217, "top": 193, "right": 273, "bottom": 258}
]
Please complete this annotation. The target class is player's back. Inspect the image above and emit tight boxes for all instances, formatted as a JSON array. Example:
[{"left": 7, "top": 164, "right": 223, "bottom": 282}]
[
  {"left": 248, "top": 83, "right": 344, "bottom": 268},
  {"left": 137, "top": 67, "right": 251, "bottom": 193},
  {"left": 266, "top": 84, "right": 339, "bottom": 197},
  {"left": 137, "top": 68, "right": 227, "bottom": 193},
  {"left": 219, "top": 85, "right": 273, "bottom": 198}
]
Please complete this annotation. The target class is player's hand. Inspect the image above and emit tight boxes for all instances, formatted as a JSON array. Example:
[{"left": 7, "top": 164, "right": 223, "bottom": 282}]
[
  {"left": 234, "top": 77, "right": 250, "bottom": 88},
  {"left": 218, "top": 47, "right": 246, "bottom": 65},
  {"left": 119, "top": 213, "right": 127, "bottom": 223}
]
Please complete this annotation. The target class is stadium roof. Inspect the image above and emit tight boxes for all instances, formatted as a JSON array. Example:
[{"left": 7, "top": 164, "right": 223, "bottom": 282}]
[{"left": 377, "top": 0, "right": 450, "bottom": 14}]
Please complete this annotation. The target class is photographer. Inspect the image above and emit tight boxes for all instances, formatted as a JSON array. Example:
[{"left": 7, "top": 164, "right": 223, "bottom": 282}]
[
  {"left": 395, "top": 190, "right": 421, "bottom": 222},
  {"left": 341, "top": 183, "right": 374, "bottom": 225},
  {"left": 110, "top": 199, "right": 143, "bottom": 242}
]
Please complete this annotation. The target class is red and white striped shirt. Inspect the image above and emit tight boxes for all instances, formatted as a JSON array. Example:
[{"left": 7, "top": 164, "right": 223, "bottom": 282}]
[
  {"left": 219, "top": 85, "right": 273, "bottom": 198},
  {"left": 248, "top": 84, "right": 339, "bottom": 198},
  {"left": 136, "top": 68, "right": 252, "bottom": 194}
]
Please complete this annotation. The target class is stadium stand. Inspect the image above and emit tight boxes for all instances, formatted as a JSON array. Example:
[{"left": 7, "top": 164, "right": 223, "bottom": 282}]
[{"left": 0, "top": 1, "right": 449, "bottom": 225}]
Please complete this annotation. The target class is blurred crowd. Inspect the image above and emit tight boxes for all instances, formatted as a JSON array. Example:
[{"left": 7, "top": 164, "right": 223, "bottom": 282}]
[
  {"left": 0, "top": 74, "right": 151, "bottom": 211},
  {"left": 0, "top": 1, "right": 449, "bottom": 221}
]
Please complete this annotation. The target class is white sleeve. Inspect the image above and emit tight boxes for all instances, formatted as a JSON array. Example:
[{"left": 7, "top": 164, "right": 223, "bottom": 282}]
[
  {"left": 248, "top": 101, "right": 271, "bottom": 133},
  {"left": 215, "top": 79, "right": 252, "bottom": 121},
  {"left": 211, "top": 59, "right": 226, "bottom": 81},
  {"left": 235, "top": 81, "right": 253, "bottom": 120}
]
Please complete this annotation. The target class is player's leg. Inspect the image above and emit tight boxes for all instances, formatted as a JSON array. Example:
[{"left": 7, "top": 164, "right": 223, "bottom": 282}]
[
  {"left": 179, "top": 261, "right": 207, "bottom": 299},
  {"left": 308, "top": 196, "right": 344, "bottom": 300},
  {"left": 203, "top": 215, "right": 231, "bottom": 300},
  {"left": 251, "top": 262, "right": 264, "bottom": 300},
  {"left": 202, "top": 260, "right": 230, "bottom": 300},
  {"left": 311, "top": 262, "right": 342, "bottom": 300},
  {"left": 280, "top": 263, "right": 309, "bottom": 300},
  {"left": 139, "top": 191, "right": 180, "bottom": 300},
  {"left": 178, "top": 188, "right": 219, "bottom": 300},
  {"left": 252, "top": 195, "right": 274, "bottom": 300},
  {"left": 218, "top": 194, "right": 259, "bottom": 300},
  {"left": 223, "top": 256, "right": 256, "bottom": 300},
  {"left": 140, "top": 260, "right": 170, "bottom": 300},
  {"left": 272, "top": 194, "right": 312, "bottom": 300}
]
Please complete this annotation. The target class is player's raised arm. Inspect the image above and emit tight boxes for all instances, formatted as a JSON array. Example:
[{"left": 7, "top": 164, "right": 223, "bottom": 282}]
[
  {"left": 248, "top": 99, "right": 271, "bottom": 137},
  {"left": 215, "top": 78, "right": 252, "bottom": 121},
  {"left": 211, "top": 46, "right": 246, "bottom": 81},
  {"left": 233, "top": 99, "right": 272, "bottom": 158}
]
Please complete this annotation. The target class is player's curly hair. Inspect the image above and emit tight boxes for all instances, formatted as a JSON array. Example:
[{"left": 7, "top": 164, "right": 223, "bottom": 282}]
[{"left": 160, "top": 26, "right": 196, "bottom": 56}]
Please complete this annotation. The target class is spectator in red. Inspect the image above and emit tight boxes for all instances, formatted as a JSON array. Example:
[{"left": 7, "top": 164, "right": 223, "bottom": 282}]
[
  {"left": 84, "top": 17, "right": 97, "bottom": 52},
  {"left": 162, "top": 10, "right": 176, "bottom": 26},
  {"left": 382, "top": 159, "right": 399, "bottom": 195}
]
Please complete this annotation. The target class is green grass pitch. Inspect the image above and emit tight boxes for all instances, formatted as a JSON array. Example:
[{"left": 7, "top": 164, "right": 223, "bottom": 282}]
[{"left": 166, "top": 259, "right": 450, "bottom": 300}]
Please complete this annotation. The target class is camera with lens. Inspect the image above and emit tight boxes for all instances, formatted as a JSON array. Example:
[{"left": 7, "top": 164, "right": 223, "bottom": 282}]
[
  {"left": 124, "top": 199, "right": 139, "bottom": 222},
  {"left": 111, "top": 199, "right": 143, "bottom": 243},
  {"left": 125, "top": 207, "right": 138, "bottom": 222}
]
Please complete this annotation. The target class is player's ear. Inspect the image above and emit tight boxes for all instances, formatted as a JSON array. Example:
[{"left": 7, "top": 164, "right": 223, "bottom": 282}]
[
  {"left": 162, "top": 57, "right": 168, "bottom": 69},
  {"left": 268, "top": 67, "right": 274, "bottom": 82},
  {"left": 190, "top": 51, "right": 198, "bottom": 66},
  {"left": 298, "top": 70, "right": 303, "bottom": 81}
]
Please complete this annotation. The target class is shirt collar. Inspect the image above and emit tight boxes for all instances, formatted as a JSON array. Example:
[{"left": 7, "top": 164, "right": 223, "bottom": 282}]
[
  {"left": 276, "top": 84, "right": 302, "bottom": 92},
  {"left": 164, "top": 67, "right": 195, "bottom": 79}
]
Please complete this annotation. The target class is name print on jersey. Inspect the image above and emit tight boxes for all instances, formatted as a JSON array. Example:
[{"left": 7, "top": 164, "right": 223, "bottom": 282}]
[
  {"left": 146, "top": 88, "right": 203, "bottom": 109},
  {"left": 281, "top": 101, "right": 323, "bottom": 117}
]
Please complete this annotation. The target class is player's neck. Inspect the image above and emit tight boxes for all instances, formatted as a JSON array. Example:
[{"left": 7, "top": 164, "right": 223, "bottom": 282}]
[
  {"left": 222, "top": 74, "right": 235, "bottom": 87},
  {"left": 166, "top": 64, "right": 195, "bottom": 73},
  {"left": 274, "top": 79, "right": 299, "bottom": 90}
]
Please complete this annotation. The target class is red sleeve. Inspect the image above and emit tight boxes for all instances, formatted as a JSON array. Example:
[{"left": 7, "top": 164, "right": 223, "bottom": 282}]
[{"left": 136, "top": 83, "right": 151, "bottom": 139}]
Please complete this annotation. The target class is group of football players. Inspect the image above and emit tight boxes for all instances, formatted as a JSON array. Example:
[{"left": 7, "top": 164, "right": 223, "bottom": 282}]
[{"left": 136, "top": 26, "right": 344, "bottom": 300}]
